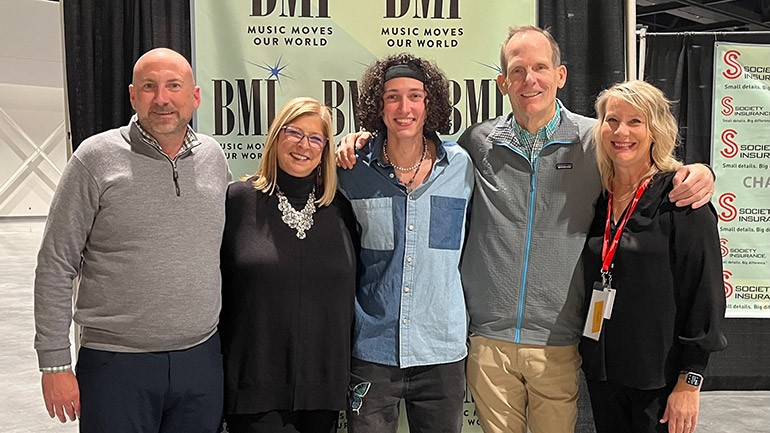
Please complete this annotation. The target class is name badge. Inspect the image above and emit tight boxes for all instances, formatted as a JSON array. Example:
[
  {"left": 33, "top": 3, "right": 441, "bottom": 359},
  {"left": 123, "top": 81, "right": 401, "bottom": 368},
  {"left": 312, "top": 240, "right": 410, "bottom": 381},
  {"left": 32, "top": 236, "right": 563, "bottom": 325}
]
[{"left": 583, "top": 281, "right": 615, "bottom": 341}]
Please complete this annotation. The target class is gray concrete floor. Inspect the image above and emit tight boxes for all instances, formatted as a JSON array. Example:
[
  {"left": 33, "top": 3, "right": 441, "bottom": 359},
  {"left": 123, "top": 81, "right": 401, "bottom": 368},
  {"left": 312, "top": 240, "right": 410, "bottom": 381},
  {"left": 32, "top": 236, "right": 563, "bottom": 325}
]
[
  {"left": 2, "top": 217, "right": 768, "bottom": 433},
  {"left": 2, "top": 217, "right": 77, "bottom": 432}
]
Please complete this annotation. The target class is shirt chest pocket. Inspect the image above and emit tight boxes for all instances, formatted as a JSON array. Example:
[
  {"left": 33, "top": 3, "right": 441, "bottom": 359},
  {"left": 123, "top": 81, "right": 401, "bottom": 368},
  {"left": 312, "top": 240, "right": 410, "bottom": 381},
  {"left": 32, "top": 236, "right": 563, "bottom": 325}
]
[
  {"left": 429, "top": 196, "right": 466, "bottom": 250},
  {"left": 350, "top": 197, "right": 395, "bottom": 251}
]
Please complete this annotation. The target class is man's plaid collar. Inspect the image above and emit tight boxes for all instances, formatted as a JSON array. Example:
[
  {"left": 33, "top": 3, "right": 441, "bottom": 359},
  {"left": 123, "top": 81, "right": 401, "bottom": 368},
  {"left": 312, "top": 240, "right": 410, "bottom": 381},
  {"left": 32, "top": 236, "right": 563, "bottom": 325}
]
[
  {"left": 132, "top": 114, "right": 197, "bottom": 153},
  {"left": 511, "top": 101, "right": 562, "bottom": 143},
  {"left": 488, "top": 100, "right": 564, "bottom": 149}
]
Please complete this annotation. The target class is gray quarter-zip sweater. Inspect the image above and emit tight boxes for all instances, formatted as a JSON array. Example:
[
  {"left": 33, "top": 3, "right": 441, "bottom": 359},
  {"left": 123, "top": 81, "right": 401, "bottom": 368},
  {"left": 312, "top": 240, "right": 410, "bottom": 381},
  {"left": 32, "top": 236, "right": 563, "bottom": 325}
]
[{"left": 34, "top": 117, "right": 230, "bottom": 368}]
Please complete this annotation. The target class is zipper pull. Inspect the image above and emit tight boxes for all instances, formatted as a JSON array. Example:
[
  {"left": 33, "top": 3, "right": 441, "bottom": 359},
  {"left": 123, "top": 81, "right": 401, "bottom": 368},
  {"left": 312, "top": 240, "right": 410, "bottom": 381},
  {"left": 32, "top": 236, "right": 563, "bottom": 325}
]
[{"left": 172, "top": 163, "right": 180, "bottom": 197}]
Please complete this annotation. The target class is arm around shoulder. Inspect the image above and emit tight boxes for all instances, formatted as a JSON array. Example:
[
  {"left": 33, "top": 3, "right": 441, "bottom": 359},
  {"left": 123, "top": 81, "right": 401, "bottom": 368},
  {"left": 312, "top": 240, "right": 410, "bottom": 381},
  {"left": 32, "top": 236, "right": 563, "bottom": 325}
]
[{"left": 669, "top": 163, "right": 715, "bottom": 208}]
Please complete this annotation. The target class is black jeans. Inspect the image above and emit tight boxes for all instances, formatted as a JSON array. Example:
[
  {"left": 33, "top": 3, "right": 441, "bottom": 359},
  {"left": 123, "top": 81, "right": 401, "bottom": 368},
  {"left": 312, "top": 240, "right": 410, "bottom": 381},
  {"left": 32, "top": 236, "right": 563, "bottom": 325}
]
[{"left": 346, "top": 357, "right": 465, "bottom": 433}]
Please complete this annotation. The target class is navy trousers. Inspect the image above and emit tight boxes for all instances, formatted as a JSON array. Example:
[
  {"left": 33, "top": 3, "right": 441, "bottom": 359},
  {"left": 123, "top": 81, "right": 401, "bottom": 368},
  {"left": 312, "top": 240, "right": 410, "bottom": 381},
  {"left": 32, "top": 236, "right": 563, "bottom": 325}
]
[{"left": 77, "top": 333, "right": 224, "bottom": 433}]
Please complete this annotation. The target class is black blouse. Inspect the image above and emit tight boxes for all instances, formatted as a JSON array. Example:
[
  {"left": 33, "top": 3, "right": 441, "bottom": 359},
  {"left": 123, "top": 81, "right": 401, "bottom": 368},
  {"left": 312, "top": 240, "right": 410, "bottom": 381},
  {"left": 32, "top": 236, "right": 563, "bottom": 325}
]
[
  {"left": 219, "top": 170, "right": 359, "bottom": 414},
  {"left": 580, "top": 171, "right": 727, "bottom": 390}
]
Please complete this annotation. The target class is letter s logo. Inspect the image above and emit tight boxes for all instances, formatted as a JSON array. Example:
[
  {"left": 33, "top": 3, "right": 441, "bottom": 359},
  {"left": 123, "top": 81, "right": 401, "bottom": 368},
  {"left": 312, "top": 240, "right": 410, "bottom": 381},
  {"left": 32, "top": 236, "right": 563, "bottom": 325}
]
[
  {"left": 720, "top": 238, "right": 729, "bottom": 257},
  {"left": 722, "top": 50, "right": 742, "bottom": 79},
  {"left": 723, "top": 270, "right": 733, "bottom": 298},
  {"left": 721, "top": 96, "right": 734, "bottom": 116},
  {"left": 720, "top": 129, "right": 738, "bottom": 159},
  {"left": 718, "top": 192, "right": 737, "bottom": 222}
]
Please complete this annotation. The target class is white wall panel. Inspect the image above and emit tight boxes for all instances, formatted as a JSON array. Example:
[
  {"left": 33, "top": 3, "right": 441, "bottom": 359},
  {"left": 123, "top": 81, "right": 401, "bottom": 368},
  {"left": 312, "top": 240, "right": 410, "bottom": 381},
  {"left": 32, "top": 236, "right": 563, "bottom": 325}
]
[{"left": 0, "top": 0, "right": 67, "bottom": 216}]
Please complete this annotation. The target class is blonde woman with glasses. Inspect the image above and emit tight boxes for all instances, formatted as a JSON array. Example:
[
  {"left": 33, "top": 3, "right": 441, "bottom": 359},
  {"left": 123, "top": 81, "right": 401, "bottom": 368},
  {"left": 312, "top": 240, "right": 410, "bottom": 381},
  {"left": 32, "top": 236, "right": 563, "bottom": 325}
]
[{"left": 219, "top": 97, "right": 359, "bottom": 433}]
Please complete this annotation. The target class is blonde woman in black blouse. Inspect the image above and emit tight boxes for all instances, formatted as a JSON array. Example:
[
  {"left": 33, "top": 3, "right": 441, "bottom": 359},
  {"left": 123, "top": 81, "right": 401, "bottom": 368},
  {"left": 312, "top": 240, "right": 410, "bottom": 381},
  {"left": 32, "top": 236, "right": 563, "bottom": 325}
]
[
  {"left": 580, "top": 80, "right": 727, "bottom": 433},
  {"left": 219, "top": 97, "right": 358, "bottom": 433}
]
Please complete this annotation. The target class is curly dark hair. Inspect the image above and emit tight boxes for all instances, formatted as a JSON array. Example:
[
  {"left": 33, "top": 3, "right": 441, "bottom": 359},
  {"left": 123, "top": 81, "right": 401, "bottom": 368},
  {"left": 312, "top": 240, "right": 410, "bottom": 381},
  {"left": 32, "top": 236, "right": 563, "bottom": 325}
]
[{"left": 358, "top": 53, "right": 452, "bottom": 135}]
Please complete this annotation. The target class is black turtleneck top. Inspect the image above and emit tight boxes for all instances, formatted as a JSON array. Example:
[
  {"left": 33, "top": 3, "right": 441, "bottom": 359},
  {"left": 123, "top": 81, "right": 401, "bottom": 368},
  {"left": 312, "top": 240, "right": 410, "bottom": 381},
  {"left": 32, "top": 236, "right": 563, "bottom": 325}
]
[
  {"left": 219, "top": 169, "right": 359, "bottom": 414},
  {"left": 276, "top": 168, "right": 316, "bottom": 207}
]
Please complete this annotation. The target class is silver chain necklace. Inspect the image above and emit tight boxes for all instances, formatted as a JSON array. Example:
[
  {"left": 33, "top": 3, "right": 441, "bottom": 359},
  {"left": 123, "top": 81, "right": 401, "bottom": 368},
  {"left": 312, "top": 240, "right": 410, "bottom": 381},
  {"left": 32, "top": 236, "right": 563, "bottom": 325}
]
[{"left": 276, "top": 186, "right": 316, "bottom": 239}]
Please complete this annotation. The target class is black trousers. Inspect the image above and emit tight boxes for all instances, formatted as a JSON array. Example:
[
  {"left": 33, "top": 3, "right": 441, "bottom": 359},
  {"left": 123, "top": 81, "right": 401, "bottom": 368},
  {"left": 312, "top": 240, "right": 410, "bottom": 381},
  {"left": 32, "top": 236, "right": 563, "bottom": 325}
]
[
  {"left": 587, "top": 380, "right": 675, "bottom": 433},
  {"left": 77, "top": 333, "right": 224, "bottom": 433},
  {"left": 226, "top": 410, "right": 338, "bottom": 433}
]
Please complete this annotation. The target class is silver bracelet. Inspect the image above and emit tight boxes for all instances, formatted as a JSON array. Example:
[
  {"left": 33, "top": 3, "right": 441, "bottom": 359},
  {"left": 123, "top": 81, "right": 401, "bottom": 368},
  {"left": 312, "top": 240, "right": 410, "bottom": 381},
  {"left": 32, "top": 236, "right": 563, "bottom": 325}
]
[{"left": 40, "top": 364, "right": 72, "bottom": 373}]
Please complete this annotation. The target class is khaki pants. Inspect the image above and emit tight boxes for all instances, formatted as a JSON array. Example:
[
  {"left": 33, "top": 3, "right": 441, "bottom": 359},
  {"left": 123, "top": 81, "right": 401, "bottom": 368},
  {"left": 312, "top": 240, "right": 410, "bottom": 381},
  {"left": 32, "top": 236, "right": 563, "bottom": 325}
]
[{"left": 466, "top": 335, "right": 580, "bottom": 433}]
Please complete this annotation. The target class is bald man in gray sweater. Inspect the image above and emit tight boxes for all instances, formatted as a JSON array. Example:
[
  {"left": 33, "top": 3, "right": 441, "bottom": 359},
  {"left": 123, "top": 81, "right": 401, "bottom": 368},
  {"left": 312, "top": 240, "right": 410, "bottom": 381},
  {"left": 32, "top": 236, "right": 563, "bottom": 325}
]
[{"left": 33, "top": 48, "right": 230, "bottom": 433}]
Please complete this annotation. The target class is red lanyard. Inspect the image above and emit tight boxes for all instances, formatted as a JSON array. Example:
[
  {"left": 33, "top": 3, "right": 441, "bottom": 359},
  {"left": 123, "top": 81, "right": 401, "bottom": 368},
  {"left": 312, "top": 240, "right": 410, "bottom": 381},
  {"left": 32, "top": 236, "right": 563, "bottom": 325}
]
[{"left": 601, "top": 178, "right": 651, "bottom": 274}]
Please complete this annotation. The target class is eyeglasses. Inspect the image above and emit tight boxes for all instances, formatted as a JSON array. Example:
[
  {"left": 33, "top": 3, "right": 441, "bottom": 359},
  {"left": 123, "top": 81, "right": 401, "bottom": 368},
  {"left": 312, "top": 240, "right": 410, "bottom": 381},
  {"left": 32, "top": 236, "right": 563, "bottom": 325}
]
[{"left": 281, "top": 125, "right": 327, "bottom": 150}]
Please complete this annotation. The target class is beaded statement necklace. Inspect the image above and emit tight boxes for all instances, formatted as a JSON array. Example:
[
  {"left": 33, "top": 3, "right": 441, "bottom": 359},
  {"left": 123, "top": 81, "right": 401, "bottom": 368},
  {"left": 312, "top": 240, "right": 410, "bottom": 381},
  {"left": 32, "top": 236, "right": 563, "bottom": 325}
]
[
  {"left": 276, "top": 186, "right": 316, "bottom": 239},
  {"left": 382, "top": 136, "right": 428, "bottom": 192}
]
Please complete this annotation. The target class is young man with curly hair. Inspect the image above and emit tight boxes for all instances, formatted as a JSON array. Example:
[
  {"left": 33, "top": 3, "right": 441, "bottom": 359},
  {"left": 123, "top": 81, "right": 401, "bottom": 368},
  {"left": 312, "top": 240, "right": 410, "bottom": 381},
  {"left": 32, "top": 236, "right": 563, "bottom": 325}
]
[{"left": 337, "top": 53, "right": 473, "bottom": 433}]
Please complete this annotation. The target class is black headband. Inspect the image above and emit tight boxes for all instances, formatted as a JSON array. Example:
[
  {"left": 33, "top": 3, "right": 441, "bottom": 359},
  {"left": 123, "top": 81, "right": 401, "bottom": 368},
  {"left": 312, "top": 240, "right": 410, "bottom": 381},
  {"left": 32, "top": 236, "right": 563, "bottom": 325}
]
[{"left": 384, "top": 63, "right": 426, "bottom": 83}]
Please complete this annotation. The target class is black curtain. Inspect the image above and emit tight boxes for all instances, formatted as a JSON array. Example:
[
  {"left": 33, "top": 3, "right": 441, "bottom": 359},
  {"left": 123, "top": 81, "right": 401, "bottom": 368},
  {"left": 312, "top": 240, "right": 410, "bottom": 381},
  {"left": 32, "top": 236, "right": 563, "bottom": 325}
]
[
  {"left": 644, "top": 32, "right": 770, "bottom": 391},
  {"left": 540, "top": 1, "right": 626, "bottom": 118},
  {"left": 644, "top": 32, "right": 770, "bottom": 164},
  {"left": 63, "top": 0, "right": 191, "bottom": 150}
]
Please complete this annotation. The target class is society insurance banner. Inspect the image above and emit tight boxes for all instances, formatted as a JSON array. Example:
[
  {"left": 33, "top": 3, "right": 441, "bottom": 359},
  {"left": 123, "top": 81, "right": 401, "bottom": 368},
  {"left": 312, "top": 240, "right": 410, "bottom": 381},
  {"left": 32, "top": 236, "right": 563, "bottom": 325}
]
[
  {"left": 711, "top": 42, "right": 770, "bottom": 318},
  {"left": 192, "top": 1, "right": 535, "bottom": 430},
  {"left": 192, "top": 0, "right": 535, "bottom": 179}
]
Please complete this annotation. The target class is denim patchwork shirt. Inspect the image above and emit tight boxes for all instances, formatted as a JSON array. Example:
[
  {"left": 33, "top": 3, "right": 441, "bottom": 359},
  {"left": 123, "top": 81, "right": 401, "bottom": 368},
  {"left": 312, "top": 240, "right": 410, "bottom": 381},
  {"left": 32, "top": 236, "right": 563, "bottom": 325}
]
[{"left": 338, "top": 130, "right": 474, "bottom": 368}]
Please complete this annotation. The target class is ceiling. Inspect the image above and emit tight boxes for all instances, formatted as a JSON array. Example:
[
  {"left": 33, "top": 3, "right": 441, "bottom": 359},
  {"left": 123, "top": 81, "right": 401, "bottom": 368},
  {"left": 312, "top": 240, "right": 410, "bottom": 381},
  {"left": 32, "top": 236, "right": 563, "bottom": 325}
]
[{"left": 637, "top": 0, "right": 770, "bottom": 32}]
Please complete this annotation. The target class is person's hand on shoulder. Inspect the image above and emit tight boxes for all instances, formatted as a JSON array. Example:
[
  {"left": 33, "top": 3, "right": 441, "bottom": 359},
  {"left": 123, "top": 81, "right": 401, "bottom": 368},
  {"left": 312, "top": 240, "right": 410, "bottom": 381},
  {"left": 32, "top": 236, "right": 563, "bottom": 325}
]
[
  {"left": 336, "top": 131, "right": 372, "bottom": 169},
  {"left": 669, "top": 163, "right": 714, "bottom": 208},
  {"left": 42, "top": 371, "right": 80, "bottom": 423}
]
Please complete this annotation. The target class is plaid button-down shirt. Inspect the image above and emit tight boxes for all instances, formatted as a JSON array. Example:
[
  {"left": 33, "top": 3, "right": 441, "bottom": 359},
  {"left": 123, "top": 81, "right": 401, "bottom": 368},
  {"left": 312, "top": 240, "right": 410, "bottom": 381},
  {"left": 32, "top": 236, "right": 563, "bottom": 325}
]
[
  {"left": 510, "top": 102, "right": 562, "bottom": 161},
  {"left": 132, "top": 114, "right": 197, "bottom": 157}
]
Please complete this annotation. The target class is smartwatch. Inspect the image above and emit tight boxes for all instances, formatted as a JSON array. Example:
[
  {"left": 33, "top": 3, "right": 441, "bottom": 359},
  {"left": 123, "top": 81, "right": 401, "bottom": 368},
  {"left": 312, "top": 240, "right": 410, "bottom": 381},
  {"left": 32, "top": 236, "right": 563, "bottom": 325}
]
[{"left": 681, "top": 371, "right": 704, "bottom": 387}]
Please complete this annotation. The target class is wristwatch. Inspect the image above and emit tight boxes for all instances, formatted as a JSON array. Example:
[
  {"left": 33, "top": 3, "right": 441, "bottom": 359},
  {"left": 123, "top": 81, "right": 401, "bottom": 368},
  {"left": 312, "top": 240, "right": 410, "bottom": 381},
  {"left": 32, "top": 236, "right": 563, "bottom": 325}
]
[{"left": 681, "top": 371, "right": 704, "bottom": 387}]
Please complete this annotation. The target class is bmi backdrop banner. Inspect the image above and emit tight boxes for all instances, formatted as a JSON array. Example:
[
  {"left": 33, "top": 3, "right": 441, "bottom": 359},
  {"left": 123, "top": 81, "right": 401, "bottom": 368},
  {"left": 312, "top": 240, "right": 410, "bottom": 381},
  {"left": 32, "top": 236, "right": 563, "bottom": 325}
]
[
  {"left": 192, "top": 0, "right": 535, "bottom": 179},
  {"left": 711, "top": 42, "right": 770, "bottom": 318},
  {"left": 192, "top": 1, "right": 535, "bottom": 430}
]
